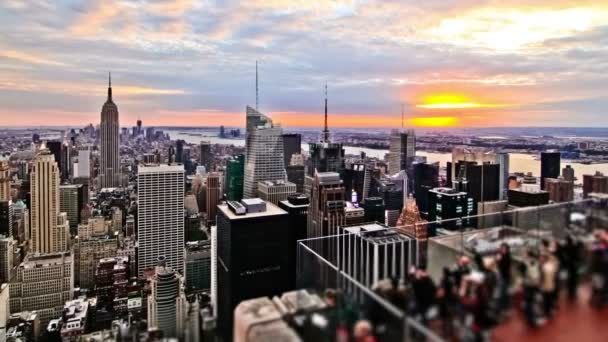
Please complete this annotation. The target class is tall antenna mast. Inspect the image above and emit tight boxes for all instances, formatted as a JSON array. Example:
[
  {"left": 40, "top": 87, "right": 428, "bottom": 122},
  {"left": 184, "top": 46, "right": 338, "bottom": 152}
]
[
  {"left": 401, "top": 103, "right": 404, "bottom": 129},
  {"left": 322, "top": 82, "right": 330, "bottom": 143},
  {"left": 255, "top": 61, "right": 259, "bottom": 110}
]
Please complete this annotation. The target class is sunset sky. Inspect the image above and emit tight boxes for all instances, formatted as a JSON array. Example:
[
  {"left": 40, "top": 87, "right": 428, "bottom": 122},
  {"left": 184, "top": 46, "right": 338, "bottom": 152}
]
[{"left": 1, "top": 0, "right": 607, "bottom": 128}]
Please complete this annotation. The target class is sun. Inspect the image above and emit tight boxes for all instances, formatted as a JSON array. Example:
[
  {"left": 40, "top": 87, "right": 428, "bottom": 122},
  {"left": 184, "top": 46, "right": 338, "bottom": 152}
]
[{"left": 416, "top": 94, "right": 505, "bottom": 109}]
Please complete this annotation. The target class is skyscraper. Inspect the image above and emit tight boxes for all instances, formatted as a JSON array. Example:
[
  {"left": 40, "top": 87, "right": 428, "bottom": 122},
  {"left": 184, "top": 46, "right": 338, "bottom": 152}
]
[
  {"left": 147, "top": 258, "right": 187, "bottom": 338},
  {"left": 540, "top": 151, "right": 560, "bottom": 190},
  {"left": 427, "top": 187, "right": 475, "bottom": 235},
  {"left": 545, "top": 177, "right": 574, "bottom": 202},
  {"left": 388, "top": 129, "right": 416, "bottom": 175},
  {"left": 243, "top": 106, "right": 286, "bottom": 198},
  {"left": 76, "top": 146, "right": 90, "bottom": 180},
  {"left": 199, "top": 141, "right": 212, "bottom": 172},
  {"left": 413, "top": 162, "right": 439, "bottom": 216},
  {"left": 216, "top": 199, "right": 291, "bottom": 339},
  {"left": 496, "top": 152, "right": 510, "bottom": 200},
  {"left": 30, "top": 148, "right": 69, "bottom": 254},
  {"left": 305, "top": 86, "right": 345, "bottom": 195},
  {"left": 59, "top": 184, "right": 86, "bottom": 234},
  {"left": 176, "top": 139, "right": 185, "bottom": 164},
  {"left": 225, "top": 154, "right": 244, "bottom": 201},
  {"left": 0, "top": 159, "right": 10, "bottom": 201},
  {"left": 137, "top": 164, "right": 185, "bottom": 276},
  {"left": 562, "top": 165, "right": 575, "bottom": 182},
  {"left": 307, "top": 172, "right": 345, "bottom": 263},
  {"left": 205, "top": 172, "right": 221, "bottom": 225},
  {"left": 99, "top": 73, "right": 121, "bottom": 188},
  {"left": 281, "top": 133, "right": 301, "bottom": 167}
]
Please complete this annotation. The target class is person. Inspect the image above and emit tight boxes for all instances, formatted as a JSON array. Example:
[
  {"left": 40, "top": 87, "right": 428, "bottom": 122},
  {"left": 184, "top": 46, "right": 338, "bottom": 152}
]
[
  {"left": 412, "top": 266, "right": 437, "bottom": 327},
  {"left": 562, "top": 236, "right": 582, "bottom": 299},
  {"left": 453, "top": 255, "right": 472, "bottom": 289},
  {"left": 353, "top": 320, "right": 378, "bottom": 342},
  {"left": 540, "top": 252, "right": 559, "bottom": 318},
  {"left": 459, "top": 271, "right": 493, "bottom": 342},
  {"left": 521, "top": 250, "right": 543, "bottom": 327},
  {"left": 438, "top": 267, "right": 457, "bottom": 337},
  {"left": 496, "top": 243, "right": 513, "bottom": 314},
  {"left": 590, "top": 230, "right": 608, "bottom": 307}
]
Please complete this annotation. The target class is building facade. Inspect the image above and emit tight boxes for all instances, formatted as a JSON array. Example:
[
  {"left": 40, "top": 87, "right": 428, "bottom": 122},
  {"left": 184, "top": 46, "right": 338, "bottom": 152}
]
[
  {"left": 387, "top": 129, "right": 416, "bottom": 175},
  {"left": 99, "top": 74, "right": 121, "bottom": 188},
  {"left": 258, "top": 180, "right": 297, "bottom": 205},
  {"left": 137, "top": 164, "right": 185, "bottom": 276},
  {"left": 30, "top": 148, "right": 69, "bottom": 254}
]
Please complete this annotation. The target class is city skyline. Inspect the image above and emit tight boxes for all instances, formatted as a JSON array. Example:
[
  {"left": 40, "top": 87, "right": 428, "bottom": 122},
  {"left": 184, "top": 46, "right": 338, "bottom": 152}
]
[{"left": 1, "top": 1, "right": 608, "bottom": 128}]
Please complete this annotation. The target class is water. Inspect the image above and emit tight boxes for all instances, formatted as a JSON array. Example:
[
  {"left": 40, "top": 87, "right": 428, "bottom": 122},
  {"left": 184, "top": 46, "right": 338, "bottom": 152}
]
[{"left": 169, "top": 130, "right": 608, "bottom": 184}]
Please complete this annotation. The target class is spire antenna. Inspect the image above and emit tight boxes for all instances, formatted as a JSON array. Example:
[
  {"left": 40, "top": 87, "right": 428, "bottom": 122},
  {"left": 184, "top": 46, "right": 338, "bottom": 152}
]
[
  {"left": 255, "top": 61, "right": 259, "bottom": 110},
  {"left": 107, "top": 71, "right": 113, "bottom": 101},
  {"left": 322, "top": 82, "right": 330, "bottom": 143},
  {"left": 401, "top": 103, "right": 404, "bottom": 129}
]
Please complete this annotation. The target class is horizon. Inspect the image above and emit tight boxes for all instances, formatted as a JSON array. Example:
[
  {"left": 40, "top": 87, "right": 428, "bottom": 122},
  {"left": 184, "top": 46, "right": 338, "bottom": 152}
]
[{"left": 1, "top": 1, "right": 607, "bottom": 127}]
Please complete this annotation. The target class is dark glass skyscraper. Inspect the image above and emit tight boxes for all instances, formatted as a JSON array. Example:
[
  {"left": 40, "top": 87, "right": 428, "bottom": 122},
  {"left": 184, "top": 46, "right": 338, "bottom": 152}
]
[
  {"left": 540, "top": 152, "right": 561, "bottom": 190},
  {"left": 413, "top": 162, "right": 439, "bottom": 216},
  {"left": 281, "top": 133, "right": 301, "bottom": 167},
  {"left": 216, "top": 200, "right": 291, "bottom": 340}
]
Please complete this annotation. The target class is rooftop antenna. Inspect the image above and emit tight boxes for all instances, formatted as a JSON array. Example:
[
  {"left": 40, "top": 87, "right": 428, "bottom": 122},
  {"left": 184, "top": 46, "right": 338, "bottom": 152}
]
[
  {"left": 401, "top": 103, "right": 404, "bottom": 129},
  {"left": 255, "top": 61, "right": 259, "bottom": 110},
  {"left": 107, "top": 71, "right": 112, "bottom": 101},
  {"left": 322, "top": 82, "right": 330, "bottom": 143}
]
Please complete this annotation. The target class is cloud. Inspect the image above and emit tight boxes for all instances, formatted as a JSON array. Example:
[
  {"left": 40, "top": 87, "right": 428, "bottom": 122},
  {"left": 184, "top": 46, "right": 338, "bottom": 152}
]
[{"left": 0, "top": 0, "right": 607, "bottom": 127}]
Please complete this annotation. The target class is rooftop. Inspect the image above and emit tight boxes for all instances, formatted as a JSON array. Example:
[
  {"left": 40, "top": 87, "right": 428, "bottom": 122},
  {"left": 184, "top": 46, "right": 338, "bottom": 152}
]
[
  {"left": 138, "top": 163, "right": 184, "bottom": 173},
  {"left": 218, "top": 200, "right": 287, "bottom": 220}
]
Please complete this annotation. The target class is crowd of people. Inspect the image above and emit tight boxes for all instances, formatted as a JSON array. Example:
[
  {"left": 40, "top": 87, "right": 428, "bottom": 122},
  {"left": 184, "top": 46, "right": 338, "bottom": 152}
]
[{"left": 368, "top": 228, "right": 608, "bottom": 341}]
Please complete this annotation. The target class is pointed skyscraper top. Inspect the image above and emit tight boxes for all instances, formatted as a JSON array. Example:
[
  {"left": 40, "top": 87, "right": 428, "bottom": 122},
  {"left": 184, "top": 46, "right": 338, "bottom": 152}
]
[
  {"left": 107, "top": 71, "right": 113, "bottom": 102},
  {"left": 322, "top": 82, "right": 330, "bottom": 143}
]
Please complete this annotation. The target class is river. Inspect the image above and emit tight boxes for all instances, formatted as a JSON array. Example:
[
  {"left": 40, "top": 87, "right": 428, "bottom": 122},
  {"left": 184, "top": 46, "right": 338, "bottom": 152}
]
[{"left": 169, "top": 130, "right": 608, "bottom": 184}]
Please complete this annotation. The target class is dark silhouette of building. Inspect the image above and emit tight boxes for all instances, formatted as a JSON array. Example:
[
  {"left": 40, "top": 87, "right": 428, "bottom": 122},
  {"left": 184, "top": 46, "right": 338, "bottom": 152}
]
[
  {"left": 278, "top": 193, "right": 309, "bottom": 288},
  {"left": 361, "top": 197, "right": 384, "bottom": 223},
  {"left": 427, "top": 187, "right": 475, "bottom": 235},
  {"left": 224, "top": 155, "right": 244, "bottom": 201},
  {"left": 281, "top": 133, "right": 301, "bottom": 167},
  {"left": 451, "top": 161, "right": 500, "bottom": 204},
  {"left": 540, "top": 152, "right": 560, "bottom": 190},
  {"left": 216, "top": 199, "right": 291, "bottom": 340},
  {"left": 507, "top": 189, "right": 549, "bottom": 207},
  {"left": 413, "top": 162, "right": 439, "bottom": 216},
  {"left": 175, "top": 139, "right": 185, "bottom": 163},
  {"left": 286, "top": 165, "right": 305, "bottom": 193}
]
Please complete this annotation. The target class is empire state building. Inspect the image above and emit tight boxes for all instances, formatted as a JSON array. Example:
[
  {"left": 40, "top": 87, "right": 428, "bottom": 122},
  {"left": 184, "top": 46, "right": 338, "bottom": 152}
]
[{"left": 100, "top": 73, "right": 121, "bottom": 188}]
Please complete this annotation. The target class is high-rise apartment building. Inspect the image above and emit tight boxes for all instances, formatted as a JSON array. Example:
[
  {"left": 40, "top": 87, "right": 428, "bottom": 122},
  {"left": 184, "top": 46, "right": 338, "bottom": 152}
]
[
  {"left": 258, "top": 180, "right": 296, "bottom": 205},
  {"left": 243, "top": 107, "right": 286, "bottom": 198},
  {"left": 540, "top": 152, "right": 560, "bottom": 190},
  {"left": 562, "top": 165, "right": 575, "bottom": 182},
  {"left": 545, "top": 177, "right": 574, "bottom": 202},
  {"left": 583, "top": 171, "right": 608, "bottom": 198},
  {"left": 388, "top": 129, "right": 416, "bottom": 175},
  {"left": 99, "top": 73, "right": 121, "bottom": 188},
  {"left": 137, "top": 164, "right": 185, "bottom": 276},
  {"left": 147, "top": 259, "right": 187, "bottom": 339},
  {"left": 30, "top": 148, "right": 69, "bottom": 254}
]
